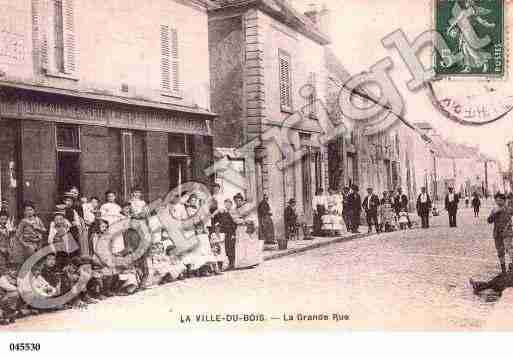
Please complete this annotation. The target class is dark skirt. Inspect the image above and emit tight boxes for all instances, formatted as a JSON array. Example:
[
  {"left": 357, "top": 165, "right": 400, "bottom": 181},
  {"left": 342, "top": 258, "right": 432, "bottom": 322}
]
[
  {"left": 259, "top": 215, "right": 275, "bottom": 244},
  {"left": 314, "top": 205, "right": 326, "bottom": 235}
]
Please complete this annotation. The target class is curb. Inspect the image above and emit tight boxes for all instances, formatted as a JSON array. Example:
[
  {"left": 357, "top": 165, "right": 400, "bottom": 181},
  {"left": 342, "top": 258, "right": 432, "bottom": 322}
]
[{"left": 263, "top": 232, "right": 371, "bottom": 261}]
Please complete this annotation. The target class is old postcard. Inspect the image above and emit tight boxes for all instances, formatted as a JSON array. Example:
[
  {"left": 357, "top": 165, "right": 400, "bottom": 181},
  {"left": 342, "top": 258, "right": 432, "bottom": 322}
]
[{"left": 1, "top": 0, "right": 513, "bottom": 344}]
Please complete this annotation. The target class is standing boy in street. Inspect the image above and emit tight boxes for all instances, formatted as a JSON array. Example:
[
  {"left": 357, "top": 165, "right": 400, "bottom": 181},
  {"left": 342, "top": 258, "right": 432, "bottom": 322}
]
[{"left": 488, "top": 193, "right": 513, "bottom": 274}]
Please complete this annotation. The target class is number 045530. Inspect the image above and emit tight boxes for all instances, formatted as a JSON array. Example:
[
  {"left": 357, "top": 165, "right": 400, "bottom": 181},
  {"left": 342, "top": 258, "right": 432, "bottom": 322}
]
[{"left": 9, "top": 343, "right": 41, "bottom": 352}]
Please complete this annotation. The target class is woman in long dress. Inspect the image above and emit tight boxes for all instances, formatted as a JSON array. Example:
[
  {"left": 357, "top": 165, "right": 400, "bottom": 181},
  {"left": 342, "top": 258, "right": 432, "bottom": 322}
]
[
  {"left": 312, "top": 189, "right": 326, "bottom": 236},
  {"left": 257, "top": 193, "right": 275, "bottom": 244},
  {"left": 232, "top": 193, "right": 263, "bottom": 269},
  {"left": 180, "top": 193, "right": 216, "bottom": 276}
]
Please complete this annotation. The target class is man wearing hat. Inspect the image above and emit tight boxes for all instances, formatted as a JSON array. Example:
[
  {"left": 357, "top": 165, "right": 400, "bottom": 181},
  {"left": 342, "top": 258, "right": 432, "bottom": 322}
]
[
  {"left": 362, "top": 187, "right": 381, "bottom": 234},
  {"left": 445, "top": 187, "right": 459, "bottom": 227},
  {"left": 284, "top": 199, "right": 298, "bottom": 240}
]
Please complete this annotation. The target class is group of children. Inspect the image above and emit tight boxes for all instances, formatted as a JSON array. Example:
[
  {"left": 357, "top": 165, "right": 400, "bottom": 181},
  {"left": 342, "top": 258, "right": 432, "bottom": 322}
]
[{"left": 0, "top": 186, "right": 231, "bottom": 325}]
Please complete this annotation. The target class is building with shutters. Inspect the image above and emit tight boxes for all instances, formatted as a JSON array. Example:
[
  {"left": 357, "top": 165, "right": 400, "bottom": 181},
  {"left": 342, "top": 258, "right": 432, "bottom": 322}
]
[
  {"left": 0, "top": 0, "right": 216, "bottom": 221},
  {"left": 208, "top": 1, "right": 331, "bottom": 238},
  {"left": 324, "top": 47, "right": 417, "bottom": 207}
]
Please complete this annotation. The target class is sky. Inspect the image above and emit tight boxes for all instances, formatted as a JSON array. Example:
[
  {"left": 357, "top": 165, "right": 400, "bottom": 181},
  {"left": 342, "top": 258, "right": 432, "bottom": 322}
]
[{"left": 291, "top": 0, "right": 513, "bottom": 167}]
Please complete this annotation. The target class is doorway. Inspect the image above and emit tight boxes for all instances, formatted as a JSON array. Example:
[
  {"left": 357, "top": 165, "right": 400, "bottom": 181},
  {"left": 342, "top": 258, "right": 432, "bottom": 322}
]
[
  {"left": 57, "top": 151, "right": 81, "bottom": 195},
  {"left": 56, "top": 125, "right": 81, "bottom": 195},
  {"left": 0, "top": 120, "right": 20, "bottom": 218}
]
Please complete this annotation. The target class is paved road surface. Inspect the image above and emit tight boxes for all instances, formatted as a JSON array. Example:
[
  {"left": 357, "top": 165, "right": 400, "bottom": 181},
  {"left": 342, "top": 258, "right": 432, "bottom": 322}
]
[{"left": 6, "top": 206, "right": 506, "bottom": 331}]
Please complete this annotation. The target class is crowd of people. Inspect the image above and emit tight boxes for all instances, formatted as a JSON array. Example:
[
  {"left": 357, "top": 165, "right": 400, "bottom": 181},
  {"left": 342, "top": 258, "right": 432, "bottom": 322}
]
[
  {"left": 0, "top": 184, "right": 263, "bottom": 325},
  {"left": 309, "top": 185, "right": 412, "bottom": 237}
]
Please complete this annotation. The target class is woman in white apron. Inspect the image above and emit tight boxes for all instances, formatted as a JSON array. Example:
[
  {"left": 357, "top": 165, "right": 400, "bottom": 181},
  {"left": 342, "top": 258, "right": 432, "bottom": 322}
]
[{"left": 231, "top": 193, "right": 263, "bottom": 269}]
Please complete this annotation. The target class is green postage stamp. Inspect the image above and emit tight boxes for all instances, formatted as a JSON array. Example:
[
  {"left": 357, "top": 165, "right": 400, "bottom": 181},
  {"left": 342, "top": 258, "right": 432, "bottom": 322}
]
[{"left": 435, "top": 0, "right": 505, "bottom": 77}]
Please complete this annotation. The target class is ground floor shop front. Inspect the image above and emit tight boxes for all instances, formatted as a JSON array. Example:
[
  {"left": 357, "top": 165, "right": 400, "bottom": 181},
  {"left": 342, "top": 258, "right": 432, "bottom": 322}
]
[{"left": 0, "top": 86, "right": 214, "bottom": 221}]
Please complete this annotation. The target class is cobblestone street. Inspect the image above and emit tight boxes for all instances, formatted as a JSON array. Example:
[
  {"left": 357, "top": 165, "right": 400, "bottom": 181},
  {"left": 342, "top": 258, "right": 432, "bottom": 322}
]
[{"left": 6, "top": 204, "right": 508, "bottom": 331}]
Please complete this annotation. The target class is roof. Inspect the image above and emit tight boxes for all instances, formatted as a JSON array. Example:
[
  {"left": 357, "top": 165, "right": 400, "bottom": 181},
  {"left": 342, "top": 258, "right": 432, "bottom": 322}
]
[
  {"left": 429, "top": 137, "right": 497, "bottom": 162},
  {"left": 210, "top": 0, "right": 330, "bottom": 45}
]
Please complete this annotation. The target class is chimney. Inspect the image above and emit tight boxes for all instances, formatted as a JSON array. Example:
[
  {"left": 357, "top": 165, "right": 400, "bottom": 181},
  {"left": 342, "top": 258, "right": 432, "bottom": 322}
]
[{"left": 304, "top": 3, "right": 331, "bottom": 39}]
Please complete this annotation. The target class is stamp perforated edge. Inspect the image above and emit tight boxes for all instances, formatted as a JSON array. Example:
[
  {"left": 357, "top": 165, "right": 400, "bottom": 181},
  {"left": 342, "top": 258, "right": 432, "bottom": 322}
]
[{"left": 430, "top": 0, "right": 509, "bottom": 83}]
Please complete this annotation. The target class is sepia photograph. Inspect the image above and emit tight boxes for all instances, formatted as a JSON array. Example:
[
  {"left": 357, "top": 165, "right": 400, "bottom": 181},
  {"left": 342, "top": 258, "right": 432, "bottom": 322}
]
[{"left": 0, "top": 0, "right": 513, "bottom": 351}]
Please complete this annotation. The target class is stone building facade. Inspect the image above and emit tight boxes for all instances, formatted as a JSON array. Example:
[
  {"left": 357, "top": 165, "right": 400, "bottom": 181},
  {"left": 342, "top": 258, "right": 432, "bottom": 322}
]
[
  {"left": 324, "top": 47, "right": 412, "bottom": 202},
  {"left": 410, "top": 122, "right": 504, "bottom": 205},
  {"left": 0, "top": 0, "right": 215, "bottom": 220},
  {"left": 209, "top": 0, "right": 331, "bottom": 237}
]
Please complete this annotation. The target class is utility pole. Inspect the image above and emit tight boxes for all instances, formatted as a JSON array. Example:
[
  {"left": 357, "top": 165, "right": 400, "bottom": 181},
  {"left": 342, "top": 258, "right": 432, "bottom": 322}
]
[{"left": 484, "top": 160, "right": 489, "bottom": 198}]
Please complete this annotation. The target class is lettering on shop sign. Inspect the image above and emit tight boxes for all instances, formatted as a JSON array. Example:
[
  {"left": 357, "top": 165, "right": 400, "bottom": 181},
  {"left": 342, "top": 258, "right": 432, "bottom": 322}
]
[{"left": 0, "top": 93, "right": 209, "bottom": 135}]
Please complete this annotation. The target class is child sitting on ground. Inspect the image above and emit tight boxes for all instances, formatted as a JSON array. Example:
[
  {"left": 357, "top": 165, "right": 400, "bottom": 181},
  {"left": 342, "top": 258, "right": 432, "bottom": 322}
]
[
  {"left": 36, "top": 254, "right": 62, "bottom": 299},
  {"left": 48, "top": 205, "right": 73, "bottom": 266},
  {"left": 0, "top": 264, "right": 21, "bottom": 325},
  {"left": 0, "top": 210, "right": 15, "bottom": 264}
]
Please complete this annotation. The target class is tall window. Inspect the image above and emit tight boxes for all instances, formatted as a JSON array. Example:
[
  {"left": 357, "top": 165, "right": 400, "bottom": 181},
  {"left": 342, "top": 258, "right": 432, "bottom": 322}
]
[
  {"left": 161, "top": 25, "right": 181, "bottom": 96},
  {"left": 279, "top": 50, "right": 292, "bottom": 112},
  {"left": 306, "top": 72, "right": 317, "bottom": 118},
  {"left": 50, "top": 0, "right": 75, "bottom": 75},
  {"left": 54, "top": 0, "right": 64, "bottom": 72}
]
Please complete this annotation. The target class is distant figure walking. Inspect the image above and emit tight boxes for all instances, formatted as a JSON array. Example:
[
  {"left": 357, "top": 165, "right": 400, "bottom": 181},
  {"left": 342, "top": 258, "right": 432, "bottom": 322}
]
[
  {"left": 445, "top": 187, "right": 459, "bottom": 228},
  {"left": 416, "top": 186, "right": 432, "bottom": 229},
  {"left": 471, "top": 192, "right": 481, "bottom": 218}
]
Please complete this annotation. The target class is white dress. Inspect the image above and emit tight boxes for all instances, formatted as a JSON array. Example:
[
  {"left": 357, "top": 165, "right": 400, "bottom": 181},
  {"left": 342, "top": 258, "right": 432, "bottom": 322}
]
[
  {"left": 100, "top": 202, "right": 124, "bottom": 254},
  {"left": 232, "top": 203, "right": 263, "bottom": 268}
]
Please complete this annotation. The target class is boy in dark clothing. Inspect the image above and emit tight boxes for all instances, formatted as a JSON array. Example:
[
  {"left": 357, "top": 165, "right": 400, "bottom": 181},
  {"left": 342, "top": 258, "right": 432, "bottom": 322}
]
[
  {"left": 488, "top": 192, "right": 513, "bottom": 273},
  {"left": 471, "top": 193, "right": 481, "bottom": 218},
  {"left": 214, "top": 199, "right": 237, "bottom": 269}
]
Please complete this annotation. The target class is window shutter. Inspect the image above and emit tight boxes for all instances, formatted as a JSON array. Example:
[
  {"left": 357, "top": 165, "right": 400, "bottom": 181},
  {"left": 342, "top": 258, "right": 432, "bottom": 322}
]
[
  {"left": 171, "top": 28, "right": 180, "bottom": 93},
  {"left": 279, "top": 51, "right": 291, "bottom": 111},
  {"left": 39, "top": 0, "right": 50, "bottom": 71},
  {"left": 62, "top": 0, "right": 76, "bottom": 74},
  {"left": 161, "top": 26, "right": 180, "bottom": 94},
  {"left": 308, "top": 72, "right": 317, "bottom": 117},
  {"left": 160, "top": 25, "right": 171, "bottom": 91}
]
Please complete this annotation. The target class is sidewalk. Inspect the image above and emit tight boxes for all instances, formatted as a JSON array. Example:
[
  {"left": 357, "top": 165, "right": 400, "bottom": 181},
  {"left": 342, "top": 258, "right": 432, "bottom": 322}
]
[{"left": 263, "top": 227, "right": 371, "bottom": 261}]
